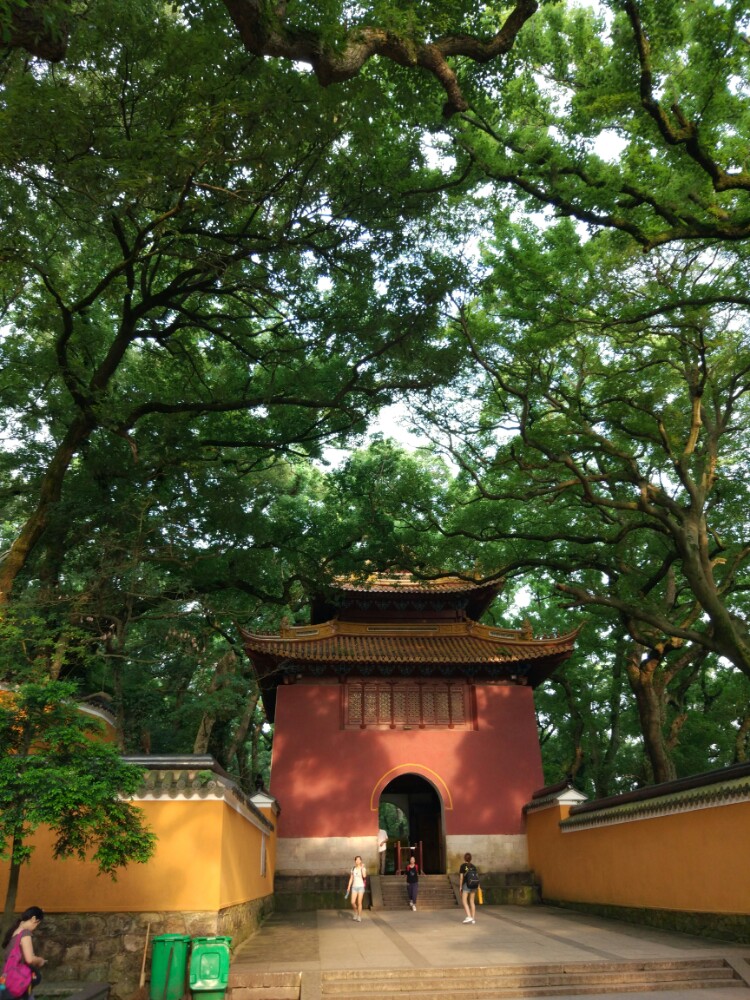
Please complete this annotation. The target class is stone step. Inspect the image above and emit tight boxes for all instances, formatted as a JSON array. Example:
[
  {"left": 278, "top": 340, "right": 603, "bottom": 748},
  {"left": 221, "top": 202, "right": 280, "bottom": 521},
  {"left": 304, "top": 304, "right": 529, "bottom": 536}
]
[
  {"left": 381, "top": 884, "right": 455, "bottom": 891},
  {"left": 379, "top": 874, "right": 539, "bottom": 908},
  {"left": 381, "top": 900, "right": 457, "bottom": 911},
  {"left": 381, "top": 887, "right": 454, "bottom": 893},
  {"left": 319, "top": 959, "right": 743, "bottom": 999},
  {"left": 321, "top": 984, "right": 745, "bottom": 1000},
  {"left": 228, "top": 970, "right": 301, "bottom": 1000},
  {"left": 382, "top": 902, "right": 458, "bottom": 911},
  {"left": 322, "top": 969, "right": 740, "bottom": 994},
  {"left": 380, "top": 875, "right": 457, "bottom": 910},
  {"left": 381, "top": 894, "right": 457, "bottom": 901},
  {"left": 381, "top": 873, "right": 538, "bottom": 885},
  {"left": 380, "top": 888, "right": 456, "bottom": 898},
  {"left": 381, "top": 893, "right": 457, "bottom": 900},
  {"left": 324, "top": 959, "right": 737, "bottom": 979}
]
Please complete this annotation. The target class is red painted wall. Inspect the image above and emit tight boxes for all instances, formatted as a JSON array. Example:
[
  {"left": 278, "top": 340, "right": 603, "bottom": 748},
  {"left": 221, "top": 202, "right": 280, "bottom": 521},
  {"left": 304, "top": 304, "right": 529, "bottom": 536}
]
[{"left": 270, "top": 681, "right": 543, "bottom": 837}]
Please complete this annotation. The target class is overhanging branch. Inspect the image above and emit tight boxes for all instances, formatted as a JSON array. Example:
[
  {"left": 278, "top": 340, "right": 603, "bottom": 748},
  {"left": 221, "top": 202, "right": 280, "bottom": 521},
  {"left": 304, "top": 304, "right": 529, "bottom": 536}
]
[{"left": 221, "top": 0, "right": 538, "bottom": 116}]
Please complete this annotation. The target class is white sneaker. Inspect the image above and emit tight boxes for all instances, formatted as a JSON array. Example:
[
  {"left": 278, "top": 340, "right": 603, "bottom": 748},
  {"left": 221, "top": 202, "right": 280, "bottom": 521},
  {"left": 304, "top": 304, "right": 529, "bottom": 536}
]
[
  {"left": 471, "top": 919, "right": 476, "bottom": 924},
  {"left": 463, "top": 916, "right": 473, "bottom": 923}
]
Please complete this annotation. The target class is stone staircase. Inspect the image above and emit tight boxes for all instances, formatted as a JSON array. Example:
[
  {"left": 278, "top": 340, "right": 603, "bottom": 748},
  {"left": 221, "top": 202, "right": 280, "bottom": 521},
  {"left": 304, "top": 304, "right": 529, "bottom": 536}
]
[
  {"left": 319, "top": 958, "right": 746, "bottom": 999},
  {"left": 378, "top": 872, "right": 540, "bottom": 910},
  {"left": 379, "top": 874, "right": 457, "bottom": 911}
]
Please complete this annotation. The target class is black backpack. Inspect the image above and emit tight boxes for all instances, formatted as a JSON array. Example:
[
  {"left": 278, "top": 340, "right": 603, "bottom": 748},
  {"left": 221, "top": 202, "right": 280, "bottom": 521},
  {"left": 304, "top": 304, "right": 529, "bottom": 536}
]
[{"left": 464, "top": 865, "right": 480, "bottom": 890}]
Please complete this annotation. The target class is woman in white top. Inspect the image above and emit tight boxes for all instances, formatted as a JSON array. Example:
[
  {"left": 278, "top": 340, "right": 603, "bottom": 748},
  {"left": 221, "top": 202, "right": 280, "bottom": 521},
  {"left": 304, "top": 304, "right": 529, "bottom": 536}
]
[{"left": 346, "top": 855, "right": 367, "bottom": 921}]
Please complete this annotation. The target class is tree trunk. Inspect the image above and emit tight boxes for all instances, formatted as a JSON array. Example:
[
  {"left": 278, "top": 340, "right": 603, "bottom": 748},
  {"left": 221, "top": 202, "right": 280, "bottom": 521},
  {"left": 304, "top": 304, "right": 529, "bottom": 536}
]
[
  {"left": 736, "top": 713, "right": 750, "bottom": 763},
  {"left": 193, "top": 650, "right": 236, "bottom": 755},
  {"left": 112, "top": 655, "right": 127, "bottom": 752},
  {"left": 49, "top": 634, "right": 69, "bottom": 681},
  {"left": 553, "top": 673, "right": 586, "bottom": 780},
  {"left": 193, "top": 711, "right": 217, "bottom": 755},
  {"left": 224, "top": 691, "right": 259, "bottom": 773},
  {"left": 107, "top": 623, "right": 130, "bottom": 751},
  {"left": 595, "top": 635, "right": 626, "bottom": 798},
  {"left": 6, "top": 0, "right": 70, "bottom": 60},
  {"left": 2, "top": 834, "right": 23, "bottom": 927},
  {"left": 676, "top": 515, "right": 750, "bottom": 679},
  {"left": 626, "top": 646, "right": 677, "bottom": 784},
  {"left": 0, "top": 415, "right": 93, "bottom": 605}
]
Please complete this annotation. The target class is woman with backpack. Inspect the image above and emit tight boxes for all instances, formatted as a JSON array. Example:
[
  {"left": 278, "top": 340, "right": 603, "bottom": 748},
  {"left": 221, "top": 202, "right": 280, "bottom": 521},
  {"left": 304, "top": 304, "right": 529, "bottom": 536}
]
[
  {"left": 459, "top": 853, "right": 479, "bottom": 924},
  {"left": 2, "top": 906, "right": 46, "bottom": 999}
]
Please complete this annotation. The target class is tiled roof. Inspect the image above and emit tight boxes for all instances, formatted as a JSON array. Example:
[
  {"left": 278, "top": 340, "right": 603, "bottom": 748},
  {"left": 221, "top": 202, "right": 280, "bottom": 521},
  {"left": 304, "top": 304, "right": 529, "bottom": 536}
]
[
  {"left": 562, "top": 773, "right": 750, "bottom": 831},
  {"left": 241, "top": 619, "right": 579, "bottom": 720},
  {"left": 242, "top": 619, "right": 578, "bottom": 665},
  {"left": 335, "top": 573, "right": 499, "bottom": 595},
  {"left": 531, "top": 777, "right": 578, "bottom": 800},
  {"left": 124, "top": 755, "right": 275, "bottom": 832},
  {"left": 561, "top": 759, "right": 750, "bottom": 830}
]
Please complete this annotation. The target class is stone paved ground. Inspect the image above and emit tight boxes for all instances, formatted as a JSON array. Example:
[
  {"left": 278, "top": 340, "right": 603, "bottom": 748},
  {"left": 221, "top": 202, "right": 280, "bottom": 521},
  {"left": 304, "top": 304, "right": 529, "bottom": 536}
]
[{"left": 232, "top": 904, "right": 750, "bottom": 998}]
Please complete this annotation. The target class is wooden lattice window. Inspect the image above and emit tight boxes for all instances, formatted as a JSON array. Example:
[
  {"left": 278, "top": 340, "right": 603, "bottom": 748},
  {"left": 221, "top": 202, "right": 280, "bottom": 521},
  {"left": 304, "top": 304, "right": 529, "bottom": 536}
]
[{"left": 344, "top": 681, "right": 473, "bottom": 730}]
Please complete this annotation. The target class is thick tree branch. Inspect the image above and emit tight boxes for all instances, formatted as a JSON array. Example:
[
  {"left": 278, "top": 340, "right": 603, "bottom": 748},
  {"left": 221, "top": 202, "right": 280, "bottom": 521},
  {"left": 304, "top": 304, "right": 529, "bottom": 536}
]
[
  {"left": 624, "top": 0, "right": 750, "bottom": 196},
  {"left": 222, "top": 0, "right": 538, "bottom": 116},
  {"left": 1, "top": 0, "right": 69, "bottom": 60}
]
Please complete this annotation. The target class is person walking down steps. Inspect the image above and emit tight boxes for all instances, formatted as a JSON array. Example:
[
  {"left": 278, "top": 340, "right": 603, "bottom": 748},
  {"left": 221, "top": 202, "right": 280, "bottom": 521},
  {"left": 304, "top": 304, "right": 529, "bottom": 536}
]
[{"left": 405, "top": 855, "right": 419, "bottom": 911}]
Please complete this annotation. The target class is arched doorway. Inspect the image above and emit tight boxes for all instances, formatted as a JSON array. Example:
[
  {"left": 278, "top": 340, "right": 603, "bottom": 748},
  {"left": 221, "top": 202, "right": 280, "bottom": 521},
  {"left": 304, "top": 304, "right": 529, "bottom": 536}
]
[{"left": 379, "top": 773, "right": 445, "bottom": 873}]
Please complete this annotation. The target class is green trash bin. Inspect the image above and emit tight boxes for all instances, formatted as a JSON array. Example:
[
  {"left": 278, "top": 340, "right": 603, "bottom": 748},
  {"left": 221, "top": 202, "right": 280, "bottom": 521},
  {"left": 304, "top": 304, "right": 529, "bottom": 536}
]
[
  {"left": 188, "top": 936, "right": 232, "bottom": 1000},
  {"left": 150, "top": 934, "right": 191, "bottom": 1000}
]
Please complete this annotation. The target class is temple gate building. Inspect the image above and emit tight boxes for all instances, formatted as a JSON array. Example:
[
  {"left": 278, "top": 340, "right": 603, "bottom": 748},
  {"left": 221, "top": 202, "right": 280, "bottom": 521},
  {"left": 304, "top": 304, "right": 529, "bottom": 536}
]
[{"left": 241, "top": 574, "right": 578, "bottom": 876}]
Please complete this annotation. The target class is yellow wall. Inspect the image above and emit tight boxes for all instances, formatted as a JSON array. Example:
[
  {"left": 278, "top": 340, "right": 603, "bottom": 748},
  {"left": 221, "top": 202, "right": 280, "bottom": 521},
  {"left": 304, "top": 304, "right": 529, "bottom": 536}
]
[
  {"left": 527, "top": 798, "right": 750, "bottom": 915},
  {"left": 0, "top": 796, "right": 275, "bottom": 914},
  {"left": 218, "top": 800, "right": 274, "bottom": 908}
]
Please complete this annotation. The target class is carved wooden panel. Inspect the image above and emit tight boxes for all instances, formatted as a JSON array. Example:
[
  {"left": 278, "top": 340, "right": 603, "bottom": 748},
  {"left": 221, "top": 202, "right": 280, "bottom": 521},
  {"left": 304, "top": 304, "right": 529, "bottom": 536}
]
[{"left": 344, "top": 681, "right": 472, "bottom": 730}]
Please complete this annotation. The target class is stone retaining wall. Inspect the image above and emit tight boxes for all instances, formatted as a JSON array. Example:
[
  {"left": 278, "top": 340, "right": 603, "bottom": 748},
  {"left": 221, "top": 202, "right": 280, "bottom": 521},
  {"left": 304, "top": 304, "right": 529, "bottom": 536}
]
[
  {"left": 38, "top": 898, "right": 273, "bottom": 1000},
  {"left": 273, "top": 875, "right": 368, "bottom": 913},
  {"left": 545, "top": 899, "right": 750, "bottom": 944}
]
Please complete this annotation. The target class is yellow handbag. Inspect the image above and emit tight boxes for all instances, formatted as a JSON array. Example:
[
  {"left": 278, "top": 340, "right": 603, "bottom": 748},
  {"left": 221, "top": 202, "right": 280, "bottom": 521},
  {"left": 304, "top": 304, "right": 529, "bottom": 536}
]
[{"left": 477, "top": 886, "right": 484, "bottom": 905}]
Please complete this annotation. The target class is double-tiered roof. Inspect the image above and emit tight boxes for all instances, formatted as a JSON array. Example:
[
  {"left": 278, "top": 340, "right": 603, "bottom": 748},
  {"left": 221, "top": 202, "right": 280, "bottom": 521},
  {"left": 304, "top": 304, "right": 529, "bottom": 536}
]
[{"left": 241, "top": 573, "right": 578, "bottom": 719}]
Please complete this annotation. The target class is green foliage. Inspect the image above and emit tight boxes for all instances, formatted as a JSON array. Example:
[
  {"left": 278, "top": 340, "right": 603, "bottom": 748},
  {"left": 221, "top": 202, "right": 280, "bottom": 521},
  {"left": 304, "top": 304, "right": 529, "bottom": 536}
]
[
  {"left": 0, "top": 680, "right": 155, "bottom": 915},
  {"left": 457, "top": 0, "right": 750, "bottom": 247},
  {"left": 3, "top": 0, "right": 750, "bottom": 798},
  {"left": 404, "top": 216, "right": 750, "bottom": 782},
  {"left": 0, "top": 0, "right": 471, "bottom": 782},
  {"left": 379, "top": 801, "right": 408, "bottom": 839}
]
